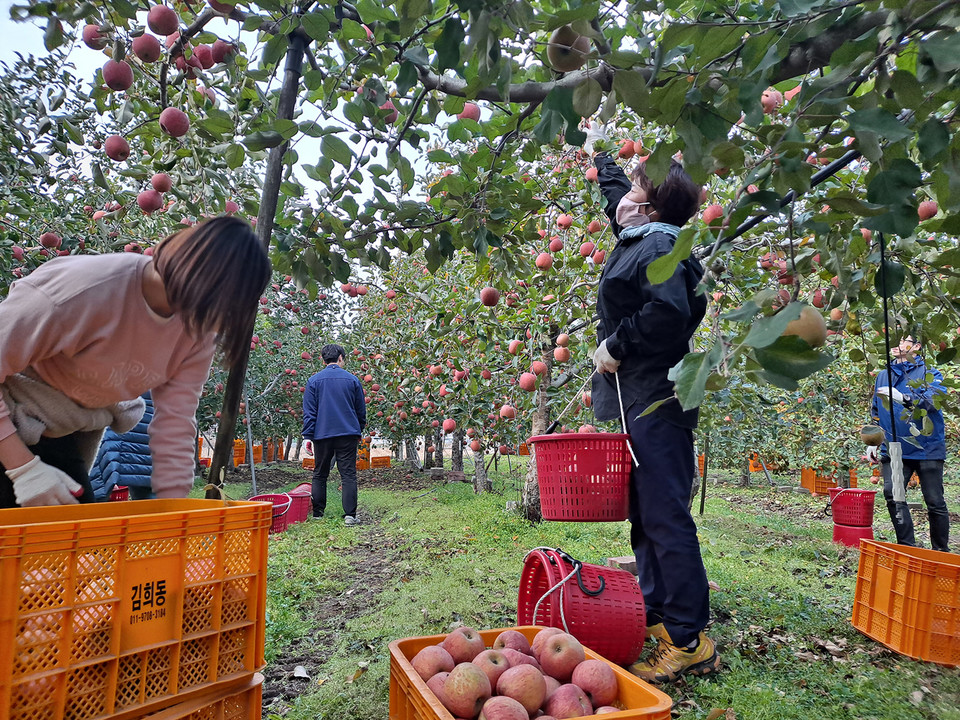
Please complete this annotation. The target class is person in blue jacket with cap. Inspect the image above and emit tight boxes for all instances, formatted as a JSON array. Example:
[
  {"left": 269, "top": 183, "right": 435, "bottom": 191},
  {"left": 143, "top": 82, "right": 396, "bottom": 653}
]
[
  {"left": 302, "top": 344, "right": 366, "bottom": 526},
  {"left": 868, "top": 334, "right": 950, "bottom": 552}
]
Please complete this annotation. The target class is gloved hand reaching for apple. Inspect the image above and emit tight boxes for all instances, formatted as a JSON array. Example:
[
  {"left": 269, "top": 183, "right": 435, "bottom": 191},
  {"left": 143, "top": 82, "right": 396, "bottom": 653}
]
[
  {"left": 876, "top": 386, "right": 910, "bottom": 406},
  {"left": 583, "top": 121, "right": 610, "bottom": 156}
]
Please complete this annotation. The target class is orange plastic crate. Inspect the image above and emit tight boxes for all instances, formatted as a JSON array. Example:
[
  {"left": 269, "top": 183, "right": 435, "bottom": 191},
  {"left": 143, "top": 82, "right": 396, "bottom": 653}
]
[
  {"left": 357, "top": 459, "right": 371, "bottom": 471},
  {"left": 301, "top": 457, "right": 315, "bottom": 470},
  {"left": 852, "top": 540, "right": 960, "bottom": 666},
  {"left": 0, "top": 499, "right": 270, "bottom": 720},
  {"left": 388, "top": 626, "right": 673, "bottom": 720},
  {"left": 371, "top": 456, "right": 391, "bottom": 468},
  {"left": 140, "top": 673, "right": 262, "bottom": 719}
]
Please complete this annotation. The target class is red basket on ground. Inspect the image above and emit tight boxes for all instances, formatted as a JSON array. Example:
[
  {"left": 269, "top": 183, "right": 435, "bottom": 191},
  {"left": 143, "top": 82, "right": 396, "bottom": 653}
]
[
  {"left": 517, "top": 547, "right": 645, "bottom": 665},
  {"left": 250, "top": 493, "right": 293, "bottom": 533},
  {"left": 827, "top": 487, "right": 877, "bottom": 527},
  {"left": 287, "top": 483, "right": 312, "bottom": 524},
  {"left": 527, "top": 433, "right": 632, "bottom": 522},
  {"left": 109, "top": 485, "right": 129, "bottom": 501},
  {"left": 833, "top": 523, "right": 874, "bottom": 548}
]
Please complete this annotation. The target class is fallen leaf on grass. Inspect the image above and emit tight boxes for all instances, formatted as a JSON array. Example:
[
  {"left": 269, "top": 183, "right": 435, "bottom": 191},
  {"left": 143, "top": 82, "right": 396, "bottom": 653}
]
[
  {"left": 293, "top": 665, "right": 310, "bottom": 679},
  {"left": 346, "top": 661, "right": 369, "bottom": 683},
  {"left": 706, "top": 709, "right": 735, "bottom": 720},
  {"left": 708, "top": 580, "right": 722, "bottom": 591},
  {"left": 908, "top": 691, "right": 924, "bottom": 706}
]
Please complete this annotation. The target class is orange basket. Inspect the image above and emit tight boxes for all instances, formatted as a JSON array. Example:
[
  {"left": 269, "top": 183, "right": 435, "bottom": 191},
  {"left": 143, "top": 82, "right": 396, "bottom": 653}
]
[
  {"left": 371, "top": 456, "right": 391, "bottom": 468},
  {"left": 527, "top": 433, "right": 632, "bottom": 522},
  {"left": 852, "top": 540, "right": 960, "bottom": 666},
  {"left": 517, "top": 548, "right": 646, "bottom": 665},
  {"left": 388, "top": 626, "right": 672, "bottom": 720},
  {"left": 140, "top": 672, "right": 262, "bottom": 719},
  {"left": 0, "top": 499, "right": 269, "bottom": 720}
]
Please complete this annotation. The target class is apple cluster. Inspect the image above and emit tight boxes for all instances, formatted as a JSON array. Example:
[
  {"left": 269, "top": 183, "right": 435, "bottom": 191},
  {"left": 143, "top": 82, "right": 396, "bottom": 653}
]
[{"left": 410, "top": 627, "right": 623, "bottom": 719}]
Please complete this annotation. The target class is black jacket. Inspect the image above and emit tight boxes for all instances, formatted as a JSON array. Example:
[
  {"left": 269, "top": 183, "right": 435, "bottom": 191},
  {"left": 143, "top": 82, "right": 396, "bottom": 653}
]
[{"left": 592, "top": 154, "right": 707, "bottom": 428}]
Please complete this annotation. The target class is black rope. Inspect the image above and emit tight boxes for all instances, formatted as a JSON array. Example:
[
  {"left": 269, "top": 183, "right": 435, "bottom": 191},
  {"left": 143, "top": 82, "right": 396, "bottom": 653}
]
[{"left": 878, "top": 231, "right": 897, "bottom": 444}]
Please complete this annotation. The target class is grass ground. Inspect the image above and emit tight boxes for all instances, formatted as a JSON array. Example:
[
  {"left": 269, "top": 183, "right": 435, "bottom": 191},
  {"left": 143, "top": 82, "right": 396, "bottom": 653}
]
[{"left": 206, "top": 459, "right": 960, "bottom": 720}]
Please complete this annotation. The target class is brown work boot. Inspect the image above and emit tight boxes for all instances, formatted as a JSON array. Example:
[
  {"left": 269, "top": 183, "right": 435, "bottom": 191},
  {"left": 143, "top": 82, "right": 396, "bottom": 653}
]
[{"left": 628, "top": 632, "right": 720, "bottom": 683}]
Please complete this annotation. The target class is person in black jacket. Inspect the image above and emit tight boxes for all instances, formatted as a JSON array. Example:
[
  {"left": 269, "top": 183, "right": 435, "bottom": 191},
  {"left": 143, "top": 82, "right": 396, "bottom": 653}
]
[{"left": 586, "top": 126, "right": 717, "bottom": 683}]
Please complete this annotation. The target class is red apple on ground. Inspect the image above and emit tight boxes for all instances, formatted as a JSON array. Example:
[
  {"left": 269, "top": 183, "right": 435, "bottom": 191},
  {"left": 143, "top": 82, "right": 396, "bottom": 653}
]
[
  {"left": 159, "top": 107, "right": 190, "bottom": 137},
  {"left": 441, "top": 626, "right": 485, "bottom": 663},
  {"left": 411, "top": 644, "right": 455, "bottom": 681},
  {"left": 104, "top": 135, "right": 130, "bottom": 161},
  {"left": 539, "top": 633, "right": 585, "bottom": 682},
  {"left": 496, "top": 664, "right": 546, "bottom": 714},
  {"left": 544, "top": 683, "right": 593, "bottom": 718},
  {"left": 479, "top": 695, "right": 527, "bottom": 720},
  {"left": 102, "top": 60, "right": 134, "bottom": 91},
  {"left": 132, "top": 34, "right": 162, "bottom": 62},
  {"left": 442, "top": 662, "right": 492, "bottom": 719},
  {"left": 493, "top": 629, "right": 533, "bottom": 655},
  {"left": 472, "top": 649, "right": 510, "bottom": 688},
  {"left": 571, "top": 659, "right": 618, "bottom": 707}
]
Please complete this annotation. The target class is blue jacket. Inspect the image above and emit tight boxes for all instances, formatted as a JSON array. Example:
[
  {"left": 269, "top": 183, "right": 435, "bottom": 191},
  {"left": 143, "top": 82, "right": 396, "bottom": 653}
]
[
  {"left": 871, "top": 358, "right": 946, "bottom": 461},
  {"left": 302, "top": 364, "right": 366, "bottom": 440},
  {"left": 90, "top": 393, "right": 154, "bottom": 499}
]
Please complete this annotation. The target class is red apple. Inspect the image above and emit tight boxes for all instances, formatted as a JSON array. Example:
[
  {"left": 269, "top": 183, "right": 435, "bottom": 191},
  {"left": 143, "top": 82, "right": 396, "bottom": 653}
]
[
  {"left": 159, "top": 107, "right": 190, "bottom": 137},
  {"left": 585, "top": 167, "right": 598, "bottom": 182},
  {"left": 500, "top": 647, "right": 540, "bottom": 670},
  {"left": 441, "top": 662, "right": 492, "bottom": 719},
  {"left": 82, "top": 24, "right": 109, "bottom": 50},
  {"left": 536, "top": 252, "right": 554, "bottom": 270},
  {"left": 919, "top": 200, "right": 938, "bottom": 221},
  {"left": 761, "top": 88, "right": 783, "bottom": 114},
  {"left": 518, "top": 373, "right": 537, "bottom": 392},
  {"left": 595, "top": 707, "right": 621, "bottom": 714},
  {"left": 549, "top": 236, "right": 564, "bottom": 252},
  {"left": 579, "top": 241, "right": 595, "bottom": 257},
  {"left": 508, "top": 340, "right": 523, "bottom": 355},
  {"left": 557, "top": 214, "right": 574, "bottom": 229},
  {"left": 441, "top": 626, "right": 485, "bottom": 663},
  {"left": 471, "top": 649, "right": 510, "bottom": 688},
  {"left": 38, "top": 232, "right": 61, "bottom": 249},
  {"left": 132, "top": 34, "right": 162, "bottom": 62},
  {"left": 380, "top": 100, "right": 399, "bottom": 123},
  {"left": 104, "top": 135, "right": 130, "bottom": 161},
  {"left": 411, "top": 644, "right": 455, "bottom": 681},
  {"left": 137, "top": 189, "right": 164, "bottom": 214},
  {"left": 544, "top": 683, "right": 593, "bottom": 718},
  {"left": 539, "top": 633, "right": 585, "bottom": 682},
  {"left": 458, "top": 102, "right": 481, "bottom": 121},
  {"left": 211, "top": 38, "right": 235, "bottom": 63},
  {"left": 102, "top": 60, "right": 134, "bottom": 91},
  {"left": 702, "top": 204, "right": 724, "bottom": 225},
  {"left": 425, "top": 671, "right": 449, "bottom": 705},
  {"left": 480, "top": 287, "right": 500, "bottom": 306},
  {"left": 478, "top": 695, "right": 528, "bottom": 720},
  {"left": 442, "top": 418, "right": 457, "bottom": 433},
  {"left": 571, "top": 659, "right": 618, "bottom": 707},
  {"left": 499, "top": 405, "right": 516, "bottom": 419},
  {"left": 151, "top": 172, "right": 173, "bottom": 192},
  {"left": 148, "top": 4, "right": 179, "bottom": 35},
  {"left": 531, "top": 627, "right": 564, "bottom": 661},
  {"left": 496, "top": 664, "right": 546, "bottom": 714}
]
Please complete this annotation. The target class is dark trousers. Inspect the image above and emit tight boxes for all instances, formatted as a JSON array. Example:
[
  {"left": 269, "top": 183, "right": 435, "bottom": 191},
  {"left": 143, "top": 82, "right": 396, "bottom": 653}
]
[
  {"left": 0, "top": 434, "right": 96, "bottom": 508},
  {"left": 311, "top": 435, "right": 359, "bottom": 517},
  {"left": 881, "top": 458, "right": 950, "bottom": 552},
  {"left": 627, "top": 410, "right": 710, "bottom": 648}
]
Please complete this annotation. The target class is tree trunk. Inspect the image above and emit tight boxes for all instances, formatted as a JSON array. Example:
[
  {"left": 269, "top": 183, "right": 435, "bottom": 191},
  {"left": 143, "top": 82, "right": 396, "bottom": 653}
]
[
  {"left": 284, "top": 433, "right": 293, "bottom": 460},
  {"left": 473, "top": 445, "right": 491, "bottom": 492},
  {"left": 739, "top": 454, "right": 750, "bottom": 486},
  {"left": 423, "top": 434, "right": 434, "bottom": 469},
  {"left": 433, "top": 427, "right": 443, "bottom": 468},
  {"left": 452, "top": 429, "right": 464, "bottom": 471},
  {"left": 521, "top": 348, "right": 552, "bottom": 522},
  {"left": 405, "top": 439, "right": 422, "bottom": 470},
  {"left": 207, "top": 34, "right": 306, "bottom": 496}
]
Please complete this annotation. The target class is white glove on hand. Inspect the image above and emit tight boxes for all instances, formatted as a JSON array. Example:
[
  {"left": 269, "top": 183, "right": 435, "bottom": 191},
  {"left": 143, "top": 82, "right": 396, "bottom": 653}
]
[
  {"left": 864, "top": 446, "right": 878, "bottom": 464},
  {"left": 593, "top": 338, "right": 621, "bottom": 374},
  {"left": 876, "top": 386, "right": 908, "bottom": 405},
  {"left": 583, "top": 122, "right": 609, "bottom": 156},
  {"left": 305, "top": 440, "right": 314, "bottom": 456},
  {"left": 7, "top": 456, "right": 83, "bottom": 507}
]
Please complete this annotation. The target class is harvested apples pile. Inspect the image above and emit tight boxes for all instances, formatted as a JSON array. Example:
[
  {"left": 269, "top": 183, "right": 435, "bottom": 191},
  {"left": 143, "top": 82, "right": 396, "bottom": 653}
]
[{"left": 410, "top": 626, "right": 623, "bottom": 719}]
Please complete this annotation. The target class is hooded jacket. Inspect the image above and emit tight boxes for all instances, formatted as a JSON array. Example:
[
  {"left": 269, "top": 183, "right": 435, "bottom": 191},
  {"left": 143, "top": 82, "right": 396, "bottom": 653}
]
[
  {"left": 871, "top": 358, "right": 946, "bottom": 461},
  {"left": 592, "top": 154, "right": 707, "bottom": 428}
]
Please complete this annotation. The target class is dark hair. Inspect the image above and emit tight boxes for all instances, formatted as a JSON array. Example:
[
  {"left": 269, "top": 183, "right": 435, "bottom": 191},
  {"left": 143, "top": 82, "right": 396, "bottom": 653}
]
[
  {"left": 321, "top": 344, "right": 345, "bottom": 364},
  {"left": 630, "top": 161, "right": 654, "bottom": 198},
  {"left": 153, "top": 216, "right": 270, "bottom": 368},
  {"left": 650, "top": 162, "right": 701, "bottom": 227}
]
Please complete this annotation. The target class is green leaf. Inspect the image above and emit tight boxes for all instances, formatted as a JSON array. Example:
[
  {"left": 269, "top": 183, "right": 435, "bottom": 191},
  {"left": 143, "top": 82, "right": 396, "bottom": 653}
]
[
  {"left": 847, "top": 108, "right": 912, "bottom": 143},
  {"left": 917, "top": 119, "right": 949, "bottom": 160},
  {"left": 646, "top": 228, "right": 694, "bottom": 284},
  {"left": 636, "top": 397, "right": 671, "bottom": 418},
  {"left": 755, "top": 336, "right": 833, "bottom": 384},
  {"left": 396, "top": 61, "right": 418, "bottom": 96},
  {"left": 225, "top": 143, "right": 245, "bottom": 169},
  {"left": 866, "top": 159, "right": 922, "bottom": 205},
  {"left": 922, "top": 31, "right": 960, "bottom": 72},
  {"left": 435, "top": 17, "right": 464, "bottom": 74},
  {"left": 92, "top": 162, "right": 109, "bottom": 190},
  {"left": 721, "top": 300, "right": 760, "bottom": 323},
  {"left": 242, "top": 130, "right": 285, "bottom": 151},
  {"left": 43, "top": 18, "right": 64, "bottom": 51},
  {"left": 875, "top": 259, "right": 905, "bottom": 298},
  {"left": 200, "top": 108, "right": 235, "bottom": 136},
  {"left": 572, "top": 78, "right": 603, "bottom": 118},
  {"left": 744, "top": 302, "right": 802, "bottom": 349},
  {"left": 261, "top": 33, "right": 287, "bottom": 68},
  {"left": 672, "top": 342, "right": 724, "bottom": 411},
  {"left": 611, "top": 71, "right": 648, "bottom": 115},
  {"left": 301, "top": 12, "right": 329, "bottom": 41}
]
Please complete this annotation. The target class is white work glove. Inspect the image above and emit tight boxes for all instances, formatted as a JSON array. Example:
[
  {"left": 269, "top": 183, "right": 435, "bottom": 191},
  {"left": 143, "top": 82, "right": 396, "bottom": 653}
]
[
  {"left": 7, "top": 456, "right": 84, "bottom": 507},
  {"left": 864, "top": 446, "right": 878, "bottom": 464},
  {"left": 583, "top": 122, "right": 609, "bottom": 156},
  {"left": 876, "top": 386, "right": 909, "bottom": 405},
  {"left": 304, "top": 440, "right": 314, "bottom": 456},
  {"left": 593, "top": 338, "right": 621, "bottom": 374}
]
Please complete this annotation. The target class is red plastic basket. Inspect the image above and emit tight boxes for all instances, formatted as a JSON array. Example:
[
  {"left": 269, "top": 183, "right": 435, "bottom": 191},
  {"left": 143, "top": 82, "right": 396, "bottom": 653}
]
[
  {"left": 827, "top": 488, "right": 877, "bottom": 527},
  {"left": 527, "top": 433, "right": 632, "bottom": 522},
  {"left": 833, "top": 523, "right": 874, "bottom": 548},
  {"left": 109, "top": 485, "right": 130, "bottom": 501},
  {"left": 287, "top": 483, "right": 312, "bottom": 525},
  {"left": 517, "top": 548, "right": 646, "bottom": 665},
  {"left": 249, "top": 493, "right": 293, "bottom": 533}
]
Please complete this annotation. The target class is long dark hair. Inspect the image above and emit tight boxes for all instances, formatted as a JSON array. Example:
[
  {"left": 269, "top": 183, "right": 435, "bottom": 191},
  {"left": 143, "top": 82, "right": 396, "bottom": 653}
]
[
  {"left": 153, "top": 216, "right": 270, "bottom": 367},
  {"left": 650, "top": 162, "right": 701, "bottom": 227}
]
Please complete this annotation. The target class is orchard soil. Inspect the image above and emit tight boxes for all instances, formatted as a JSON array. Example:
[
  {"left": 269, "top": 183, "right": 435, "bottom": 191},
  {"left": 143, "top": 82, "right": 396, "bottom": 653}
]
[{"left": 222, "top": 461, "right": 438, "bottom": 712}]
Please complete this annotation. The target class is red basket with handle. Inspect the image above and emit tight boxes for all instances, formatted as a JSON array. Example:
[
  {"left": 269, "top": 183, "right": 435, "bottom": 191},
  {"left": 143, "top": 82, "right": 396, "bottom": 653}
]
[
  {"left": 287, "top": 483, "right": 313, "bottom": 524},
  {"left": 517, "top": 547, "right": 646, "bottom": 666},
  {"left": 527, "top": 433, "right": 632, "bottom": 521},
  {"left": 108, "top": 485, "right": 129, "bottom": 502},
  {"left": 250, "top": 493, "right": 293, "bottom": 532},
  {"left": 834, "top": 523, "right": 874, "bottom": 548},
  {"left": 826, "top": 488, "right": 877, "bottom": 527}
]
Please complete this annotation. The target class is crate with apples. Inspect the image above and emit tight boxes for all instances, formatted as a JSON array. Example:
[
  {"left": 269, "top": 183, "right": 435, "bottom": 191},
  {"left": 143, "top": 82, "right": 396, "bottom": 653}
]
[{"left": 389, "top": 625, "right": 672, "bottom": 720}]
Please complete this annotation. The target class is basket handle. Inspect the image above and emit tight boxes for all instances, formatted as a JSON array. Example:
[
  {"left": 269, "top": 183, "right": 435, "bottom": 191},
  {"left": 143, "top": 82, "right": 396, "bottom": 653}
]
[
  {"left": 823, "top": 487, "right": 850, "bottom": 516},
  {"left": 551, "top": 548, "right": 606, "bottom": 597},
  {"left": 274, "top": 493, "right": 292, "bottom": 516}
]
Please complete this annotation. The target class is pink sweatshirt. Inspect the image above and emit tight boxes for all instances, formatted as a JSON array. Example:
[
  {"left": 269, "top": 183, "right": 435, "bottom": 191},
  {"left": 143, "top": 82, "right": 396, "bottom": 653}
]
[{"left": 0, "top": 253, "right": 216, "bottom": 498}]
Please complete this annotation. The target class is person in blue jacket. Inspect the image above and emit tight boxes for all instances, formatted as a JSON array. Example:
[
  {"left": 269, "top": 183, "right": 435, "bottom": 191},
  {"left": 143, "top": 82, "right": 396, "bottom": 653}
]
[
  {"left": 89, "top": 392, "right": 156, "bottom": 500},
  {"left": 868, "top": 334, "right": 950, "bottom": 551},
  {"left": 584, "top": 123, "right": 716, "bottom": 683},
  {"left": 302, "top": 344, "right": 366, "bottom": 525}
]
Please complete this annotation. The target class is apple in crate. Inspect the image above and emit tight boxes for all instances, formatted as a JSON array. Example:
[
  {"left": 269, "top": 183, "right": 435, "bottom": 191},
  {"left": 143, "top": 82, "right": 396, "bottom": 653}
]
[
  {"left": 441, "top": 662, "right": 492, "bottom": 718},
  {"left": 472, "top": 649, "right": 510, "bottom": 687},
  {"left": 441, "top": 626, "right": 485, "bottom": 662},
  {"left": 496, "top": 664, "right": 546, "bottom": 714},
  {"left": 425, "top": 671, "right": 449, "bottom": 704},
  {"left": 538, "top": 632, "right": 585, "bottom": 682},
  {"left": 543, "top": 674, "right": 561, "bottom": 702},
  {"left": 493, "top": 629, "right": 532, "bottom": 655},
  {"left": 596, "top": 707, "right": 622, "bottom": 714},
  {"left": 531, "top": 626, "right": 563, "bottom": 661},
  {"left": 411, "top": 644, "right": 454, "bottom": 680},
  {"left": 544, "top": 683, "right": 593, "bottom": 718},
  {"left": 501, "top": 647, "right": 541, "bottom": 670},
  {"left": 571, "top": 659, "right": 618, "bottom": 707},
  {"left": 478, "top": 695, "right": 528, "bottom": 720}
]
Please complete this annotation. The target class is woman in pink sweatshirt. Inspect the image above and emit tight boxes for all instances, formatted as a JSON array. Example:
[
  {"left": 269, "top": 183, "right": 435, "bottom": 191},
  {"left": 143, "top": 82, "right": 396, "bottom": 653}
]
[{"left": 0, "top": 216, "right": 271, "bottom": 507}]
